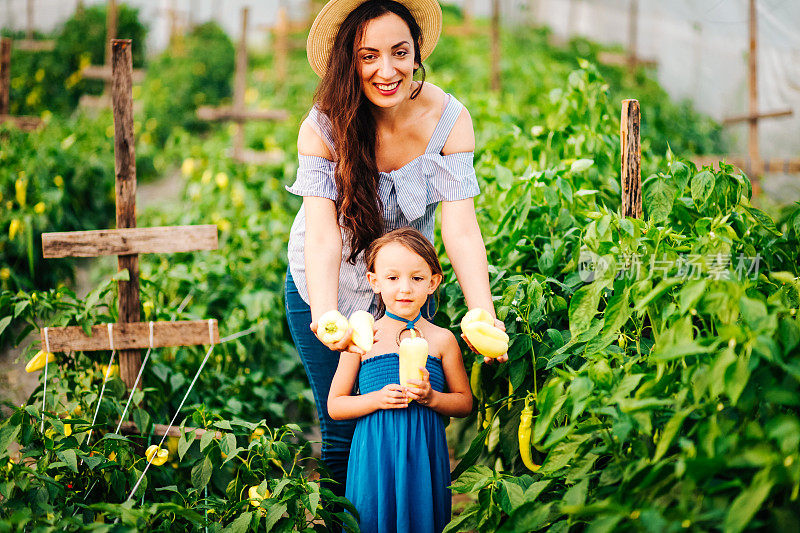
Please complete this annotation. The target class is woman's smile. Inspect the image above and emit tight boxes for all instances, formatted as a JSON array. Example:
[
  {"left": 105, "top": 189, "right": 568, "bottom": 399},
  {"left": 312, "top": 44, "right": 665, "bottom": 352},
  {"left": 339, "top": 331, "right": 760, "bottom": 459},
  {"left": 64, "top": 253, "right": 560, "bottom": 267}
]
[{"left": 374, "top": 81, "right": 401, "bottom": 95}]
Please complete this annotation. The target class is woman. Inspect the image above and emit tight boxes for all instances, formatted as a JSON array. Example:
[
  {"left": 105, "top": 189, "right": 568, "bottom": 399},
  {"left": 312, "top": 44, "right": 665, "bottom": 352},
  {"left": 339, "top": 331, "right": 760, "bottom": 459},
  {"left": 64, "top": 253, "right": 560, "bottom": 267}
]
[{"left": 284, "top": 0, "right": 506, "bottom": 498}]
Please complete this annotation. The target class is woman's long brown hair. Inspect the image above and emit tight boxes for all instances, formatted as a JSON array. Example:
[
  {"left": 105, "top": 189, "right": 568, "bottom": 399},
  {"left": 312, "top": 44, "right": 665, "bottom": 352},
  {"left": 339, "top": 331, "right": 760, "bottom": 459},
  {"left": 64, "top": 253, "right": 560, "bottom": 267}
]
[{"left": 314, "top": 0, "right": 426, "bottom": 264}]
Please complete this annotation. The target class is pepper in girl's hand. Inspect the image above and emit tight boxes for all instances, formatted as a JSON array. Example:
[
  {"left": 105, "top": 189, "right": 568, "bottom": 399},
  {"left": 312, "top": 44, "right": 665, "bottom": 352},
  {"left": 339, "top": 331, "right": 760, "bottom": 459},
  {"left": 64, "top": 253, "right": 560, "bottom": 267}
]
[{"left": 460, "top": 308, "right": 509, "bottom": 359}]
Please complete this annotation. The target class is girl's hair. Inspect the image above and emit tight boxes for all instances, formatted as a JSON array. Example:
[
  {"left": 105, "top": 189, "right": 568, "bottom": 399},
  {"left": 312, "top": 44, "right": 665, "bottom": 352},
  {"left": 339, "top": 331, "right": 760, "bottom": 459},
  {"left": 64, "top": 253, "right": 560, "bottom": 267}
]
[
  {"left": 314, "top": 0, "right": 427, "bottom": 264},
  {"left": 366, "top": 227, "right": 442, "bottom": 315}
]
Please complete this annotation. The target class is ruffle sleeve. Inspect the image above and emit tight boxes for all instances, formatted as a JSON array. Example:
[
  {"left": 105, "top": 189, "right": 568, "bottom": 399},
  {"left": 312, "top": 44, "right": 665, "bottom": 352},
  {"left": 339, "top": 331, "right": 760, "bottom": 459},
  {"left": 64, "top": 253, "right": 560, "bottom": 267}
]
[
  {"left": 427, "top": 151, "right": 480, "bottom": 203},
  {"left": 285, "top": 155, "right": 337, "bottom": 200}
]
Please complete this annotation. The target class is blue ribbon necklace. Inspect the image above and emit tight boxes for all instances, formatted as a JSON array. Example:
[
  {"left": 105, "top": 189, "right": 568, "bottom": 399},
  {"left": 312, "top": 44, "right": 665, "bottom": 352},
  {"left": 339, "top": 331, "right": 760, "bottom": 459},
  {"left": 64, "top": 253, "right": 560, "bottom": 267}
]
[{"left": 385, "top": 310, "right": 423, "bottom": 345}]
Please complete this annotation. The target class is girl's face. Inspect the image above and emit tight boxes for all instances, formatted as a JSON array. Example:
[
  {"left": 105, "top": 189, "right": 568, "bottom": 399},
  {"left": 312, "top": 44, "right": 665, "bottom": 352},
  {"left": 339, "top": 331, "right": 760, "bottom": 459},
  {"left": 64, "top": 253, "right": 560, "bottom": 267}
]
[
  {"left": 356, "top": 12, "right": 419, "bottom": 108},
  {"left": 367, "top": 242, "right": 441, "bottom": 319}
]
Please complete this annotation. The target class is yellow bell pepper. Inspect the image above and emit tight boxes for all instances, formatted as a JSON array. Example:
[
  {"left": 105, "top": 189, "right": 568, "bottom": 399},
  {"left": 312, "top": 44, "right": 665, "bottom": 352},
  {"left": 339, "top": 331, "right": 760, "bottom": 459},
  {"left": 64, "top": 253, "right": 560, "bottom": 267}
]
[
  {"left": 318, "top": 310, "right": 349, "bottom": 344},
  {"left": 145, "top": 445, "right": 169, "bottom": 466},
  {"left": 25, "top": 350, "right": 55, "bottom": 373},
  {"left": 398, "top": 331, "right": 428, "bottom": 401},
  {"left": 460, "top": 308, "right": 509, "bottom": 359},
  {"left": 248, "top": 484, "right": 270, "bottom": 506},
  {"left": 349, "top": 310, "right": 374, "bottom": 352}
]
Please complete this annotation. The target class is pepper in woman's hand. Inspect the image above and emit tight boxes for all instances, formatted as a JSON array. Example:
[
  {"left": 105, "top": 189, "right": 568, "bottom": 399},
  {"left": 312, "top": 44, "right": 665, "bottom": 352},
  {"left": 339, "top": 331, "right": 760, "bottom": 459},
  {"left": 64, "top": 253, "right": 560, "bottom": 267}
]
[{"left": 317, "top": 310, "right": 349, "bottom": 344}]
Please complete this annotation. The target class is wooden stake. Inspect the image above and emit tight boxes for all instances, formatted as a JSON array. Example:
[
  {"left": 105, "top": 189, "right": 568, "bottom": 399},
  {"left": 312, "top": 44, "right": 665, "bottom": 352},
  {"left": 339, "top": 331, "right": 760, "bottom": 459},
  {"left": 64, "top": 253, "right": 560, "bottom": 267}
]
[
  {"left": 490, "top": 0, "right": 501, "bottom": 93},
  {"left": 0, "top": 37, "right": 10, "bottom": 116},
  {"left": 111, "top": 39, "right": 141, "bottom": 389},
  {"left": 628, "top": 0, "right": 639, "bottom": 74},
  {"left": 26, "top": 0, "right": 34, "bottom": 40},
  {"left": 621, "top": 99, "right": 642, "bottom": 219},
  {"left": 275, "top": 6, "right": 289, "bottom": 85},
  {"left": 232, "top": 7, "right": 249, "bottom": 160},
  {"left": 106, "top": 0, "right": 118, "bottom": 95},
  {"left": 747, "top": 0, "right": 762, "bottom": 180}
]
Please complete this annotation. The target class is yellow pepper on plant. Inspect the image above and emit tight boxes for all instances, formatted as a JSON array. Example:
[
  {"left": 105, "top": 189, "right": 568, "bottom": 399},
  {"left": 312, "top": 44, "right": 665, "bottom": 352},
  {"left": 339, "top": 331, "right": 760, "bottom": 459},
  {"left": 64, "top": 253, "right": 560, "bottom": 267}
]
[
  {"left": 145, "top": 445, "right": 169, "bottom": 466},
  {"left": 25, "top": 350, "right": 54, "bottom": 373}
]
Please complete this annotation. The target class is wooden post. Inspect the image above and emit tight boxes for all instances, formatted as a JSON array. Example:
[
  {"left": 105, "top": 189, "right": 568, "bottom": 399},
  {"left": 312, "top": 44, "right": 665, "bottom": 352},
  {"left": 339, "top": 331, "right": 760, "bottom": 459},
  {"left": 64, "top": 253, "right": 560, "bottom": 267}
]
[
  {"left": 275, "top": 6, "right": 289, "bottom": 85},
  {"left": 747, "top": 0, "right": 762, "bottom": 180},
  {"left": 567, "top": 0, "right": 576, "bottom": 38},
  {"left": 0, "top": 37, "right": 10, "bottom": 116},
  {"left": 628, "top": 0, "right": 639, "bottom": 74},
  {"left": 490, "top": 0, "right": 501, "bottom": 93},
  {"left": 105, "top": 0, "right": 118, "bottom": 95},
  {"left": 620, "top": 99, "right": 642, "bottom": 219},
  {"left": 26, "top": 0, "right": 34, "bottom": 40},
  {"left": 232, "top": 7, "right": 248, "bottom": 160},
  {"left": 464, "top": 0, "right": 474, "bottom": 27},
  {"left": 111, "top": 39, "right": 141, "bottom": 389}
]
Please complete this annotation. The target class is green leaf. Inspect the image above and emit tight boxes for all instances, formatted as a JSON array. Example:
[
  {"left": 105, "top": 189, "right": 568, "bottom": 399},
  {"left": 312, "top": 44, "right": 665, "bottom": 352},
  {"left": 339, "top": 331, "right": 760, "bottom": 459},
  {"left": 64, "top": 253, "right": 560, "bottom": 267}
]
[
  {"left": 499, "top": 480, "right": 525, "bottom": 514},
  {"left": 534, "top": 380, "right": 566, "bottom": 443},
  {"left": 56, "top": 448, "right": 78, "bottom": 473},
  {"left": 653, "top": 408, "right": 692, "bottom": 462},
  {"left": 450, "top": 423, "right": 492, "bottom": 480},
  {"left": 223, "top": 511, "right": 253, "bottom": 533},
  {"left": 200, "top": 430, "right": 215, "bottom": 453},
  {"left": 561, "top": 477, "right": 589, "bottom": 509},
  {"left": 0, "top": 316, "right": 12, "bottom": 337},
  {"left": 723, "top": 469, "right": 774, "bottom": 533},
  {"left": 443, "top": 504, "right": 480, "bottom": 533},
  {"left": 0, "top": 424, "right": 20, "bottom": 458},
  {"left": 743, "top": 205, "right": 782, "bottom": 236},
  {"left": 691, "top": 170, "right": 715, "bottom": 206},
  {"left": 264, "top": 502, "right": 287, "bottom": 531},
  {"left": 13, "top": 300, "right": 29, "bottom": 318},
  {"left": 178, "top": 430, "right": 195, "bottom": 461},
  {"left": 191, "top": 455, "right": 213, "bottom": 489},
  {"left": 643, "top": 178, "right": 676, "bottom": 223},
  {"left": 568, "top": 284, "right": 602, "bottom": 338},
  {"left": 570, "top": 159, "right": 594, "bottom": 173},
  {"left": 499, "top": 502, "right": 553, "bottom": 533}
]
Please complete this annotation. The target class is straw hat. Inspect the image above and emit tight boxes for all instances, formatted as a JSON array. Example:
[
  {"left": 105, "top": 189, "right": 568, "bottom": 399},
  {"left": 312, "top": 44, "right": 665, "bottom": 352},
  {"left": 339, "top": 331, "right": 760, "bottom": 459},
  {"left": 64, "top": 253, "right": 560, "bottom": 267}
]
[{"left": 306, "top": 0, "right": 442, "bottom": 77}]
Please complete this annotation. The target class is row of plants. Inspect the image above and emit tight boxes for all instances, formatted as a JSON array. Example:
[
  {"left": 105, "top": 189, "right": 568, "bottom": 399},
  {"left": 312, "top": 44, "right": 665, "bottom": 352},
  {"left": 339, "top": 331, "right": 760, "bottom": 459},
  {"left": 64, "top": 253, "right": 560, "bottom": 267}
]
[
  {"left": 5, "top": 7, "right": 796, "bottom": 531},
  {"left": 1, "top": 4, "right": 146, "bottom": 116},
  {"left": 439, "top": 66, "right": 800, "bottom": 531}
]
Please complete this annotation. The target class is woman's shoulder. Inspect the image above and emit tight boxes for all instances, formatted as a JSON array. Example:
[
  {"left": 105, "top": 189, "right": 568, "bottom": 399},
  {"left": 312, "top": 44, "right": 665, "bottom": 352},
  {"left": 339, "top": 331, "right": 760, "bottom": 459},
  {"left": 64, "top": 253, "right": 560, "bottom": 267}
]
[{"left": 298, "top": 107, "right": 334, "bottom": 160}]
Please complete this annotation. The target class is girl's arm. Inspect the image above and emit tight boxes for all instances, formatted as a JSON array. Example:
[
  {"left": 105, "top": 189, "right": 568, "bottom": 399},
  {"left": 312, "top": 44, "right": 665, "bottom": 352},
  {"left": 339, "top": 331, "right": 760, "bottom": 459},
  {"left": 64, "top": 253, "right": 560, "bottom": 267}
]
[
  {"left": 405, "top": 331, "right": 473, "bottom": 418},
  {"left": 328, "top": 352, "right": 408, "bottom": 420}
]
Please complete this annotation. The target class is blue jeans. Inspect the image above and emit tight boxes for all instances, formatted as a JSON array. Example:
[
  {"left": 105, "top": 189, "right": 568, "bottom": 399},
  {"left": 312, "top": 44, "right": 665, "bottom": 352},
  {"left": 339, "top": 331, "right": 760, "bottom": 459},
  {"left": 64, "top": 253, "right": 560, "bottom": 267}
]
[
  {"left": 285, "top": 269, "right": 355, "bottom": 497},
  {"left": 284, "top": 269, "right": 438, "bottom": 498}
]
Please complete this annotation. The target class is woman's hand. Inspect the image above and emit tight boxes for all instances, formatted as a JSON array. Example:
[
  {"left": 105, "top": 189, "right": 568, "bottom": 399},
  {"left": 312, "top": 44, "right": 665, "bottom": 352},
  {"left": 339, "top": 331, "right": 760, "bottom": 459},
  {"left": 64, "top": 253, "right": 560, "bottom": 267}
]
[
  {"left": 405, "top": 367, "right": 434, "bottom": 405},
  {"left": 371, "top": 384, "right": 409, "bottom": 410},
  {"left": 309, "top": 322, "right": 365, "bottom": 354},
  {"left": 461, "top": 319, "right": 509, "bottom": 364}
]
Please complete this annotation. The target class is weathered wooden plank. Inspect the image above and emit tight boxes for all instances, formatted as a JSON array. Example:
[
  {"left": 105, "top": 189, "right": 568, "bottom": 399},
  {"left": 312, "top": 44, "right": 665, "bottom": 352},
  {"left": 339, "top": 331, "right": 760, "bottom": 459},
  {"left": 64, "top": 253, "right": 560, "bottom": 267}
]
[
  {"left": 196, "top": 106, "right": 289, "bottom": 122},
  {"left": 597, "top": 51, "right": 657, "bottom": 68},
  {"left": 40, "top": 320, "right": 220, "bottom": 352},
  {"left": 82, "top": 65, "right": 146, "bottom": 83},
  {"left": 0, "top": 114, "right": 42, "bottom": 131},
  {"left": 42, "top": 225, "right": 218, "bottom": 258},
  {"left": 233, "top": 148, "right": 285, "bottom": 166},
  {"left": 13, "top": 39, "right": 56, "bottom": 52},
  {"left": 118, "top": 421, "right": 222, "bottom": 439},
  {"left": 621, "top": 99, "right": 642, "bottom": 219},
  {"left": 722, "top": 109, "right": 792, "bottom": 125},
  {"left": 691, "top": 156, "right": 800, "bottom": 175},
  {"left": 0, "top": 38, "right": 11, "bottom": 116},
  {"left": 112, "top": 39, "right": 141, "bottom": 389}
]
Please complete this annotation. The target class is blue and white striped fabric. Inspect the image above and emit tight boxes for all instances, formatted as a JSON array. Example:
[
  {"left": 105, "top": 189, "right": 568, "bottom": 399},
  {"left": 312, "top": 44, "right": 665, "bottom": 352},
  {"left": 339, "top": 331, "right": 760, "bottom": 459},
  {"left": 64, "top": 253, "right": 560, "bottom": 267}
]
[{"left": 286, "top": 93, "right": 480, "bottom": 319}]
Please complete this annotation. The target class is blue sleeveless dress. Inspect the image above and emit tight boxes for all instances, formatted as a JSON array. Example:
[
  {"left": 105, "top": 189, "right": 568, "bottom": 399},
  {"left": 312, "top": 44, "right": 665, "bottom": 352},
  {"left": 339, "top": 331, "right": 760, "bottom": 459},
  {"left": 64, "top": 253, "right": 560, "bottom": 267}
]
[{"left": 345, "top": 353, "right": 451, "bottom": 533}]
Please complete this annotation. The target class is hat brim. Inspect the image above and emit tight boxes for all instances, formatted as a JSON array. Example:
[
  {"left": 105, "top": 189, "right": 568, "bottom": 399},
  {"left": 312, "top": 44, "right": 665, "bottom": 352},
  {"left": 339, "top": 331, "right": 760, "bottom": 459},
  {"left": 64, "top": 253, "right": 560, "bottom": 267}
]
[{"left": 307, "top": 0, "right": 442, "bottom": 78}]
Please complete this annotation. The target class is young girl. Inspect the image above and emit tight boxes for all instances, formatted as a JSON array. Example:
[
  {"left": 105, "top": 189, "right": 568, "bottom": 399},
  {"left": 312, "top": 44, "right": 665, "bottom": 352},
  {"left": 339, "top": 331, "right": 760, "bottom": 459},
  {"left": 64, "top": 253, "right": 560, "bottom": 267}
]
[{"left": 328, "top": 227, "right": 473, "bottom": 532}]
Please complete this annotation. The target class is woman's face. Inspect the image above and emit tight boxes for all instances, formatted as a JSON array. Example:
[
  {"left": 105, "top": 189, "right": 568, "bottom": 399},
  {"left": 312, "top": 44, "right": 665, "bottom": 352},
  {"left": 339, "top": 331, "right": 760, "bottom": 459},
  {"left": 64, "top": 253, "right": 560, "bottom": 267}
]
[{"left": 356, "top": 12, "right": 419, "bottom": 108}]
